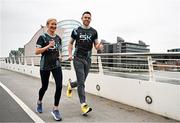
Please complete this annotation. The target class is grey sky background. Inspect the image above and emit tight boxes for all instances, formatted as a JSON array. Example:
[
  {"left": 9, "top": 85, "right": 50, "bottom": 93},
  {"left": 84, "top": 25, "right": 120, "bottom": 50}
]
[{"left": 0, "top": 0, "right": 179, "bottom": 57}]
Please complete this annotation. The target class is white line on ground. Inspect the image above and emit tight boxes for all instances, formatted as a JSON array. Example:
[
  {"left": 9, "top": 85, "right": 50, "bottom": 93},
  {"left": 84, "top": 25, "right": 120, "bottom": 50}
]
[{"left": 0, "top": 81, "right": 45, "bottom": 123}]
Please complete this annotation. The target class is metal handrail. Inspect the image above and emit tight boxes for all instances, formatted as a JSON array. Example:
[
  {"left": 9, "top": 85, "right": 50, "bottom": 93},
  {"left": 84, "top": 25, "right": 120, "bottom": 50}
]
[{"left": 1, "top": 53, "right": 180, "bottom": 84}]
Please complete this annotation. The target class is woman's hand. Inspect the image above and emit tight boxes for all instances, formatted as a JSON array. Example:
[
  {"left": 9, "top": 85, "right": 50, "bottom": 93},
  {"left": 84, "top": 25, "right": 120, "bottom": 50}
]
[
  {"left": 35, "top": 40, "right": 55, "bottom": 55},
  {"left": 48, "top": 40, "right": 55, "bottom": 48}
]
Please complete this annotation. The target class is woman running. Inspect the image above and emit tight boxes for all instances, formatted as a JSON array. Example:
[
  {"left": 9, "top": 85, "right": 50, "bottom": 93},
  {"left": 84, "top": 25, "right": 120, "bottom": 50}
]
[{"left": 35, "top": 18, "right": 63, "bottom": 121}]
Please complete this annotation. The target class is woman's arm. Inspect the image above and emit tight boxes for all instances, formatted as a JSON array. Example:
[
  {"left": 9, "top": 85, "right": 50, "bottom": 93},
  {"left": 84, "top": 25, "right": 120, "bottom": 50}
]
[
  {"left": 35, "top": 40, "right": 55, "bottom": 55},
  {"left": 35, "top": 45, "right": 49, "bottom": 55}
]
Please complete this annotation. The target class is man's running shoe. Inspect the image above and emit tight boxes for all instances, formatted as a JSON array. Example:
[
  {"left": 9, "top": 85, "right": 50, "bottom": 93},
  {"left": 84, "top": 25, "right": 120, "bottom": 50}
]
[
  {"left": 51, "top": 110, "right": 62, "bottom": 121},
  {"left": 81, "top": 103, "right": 92, "bottom": 116},
  {"left": 36, "top": 103, "right": 43, "bottom": 113},
  {"left": 66, "top": 79, "right": 72, "bottom": 98}
]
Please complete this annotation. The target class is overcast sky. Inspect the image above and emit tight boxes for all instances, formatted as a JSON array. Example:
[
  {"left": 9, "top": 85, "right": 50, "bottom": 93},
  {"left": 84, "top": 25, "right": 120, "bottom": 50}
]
[{"left": 0, "top": 0, "right": 179, "bottom": 57}]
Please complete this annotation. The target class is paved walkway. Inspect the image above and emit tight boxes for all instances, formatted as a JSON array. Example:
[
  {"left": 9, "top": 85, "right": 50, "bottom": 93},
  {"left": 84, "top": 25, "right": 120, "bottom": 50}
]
[{"left": 0, "top": 69, "right": 177, "bottom": 122}]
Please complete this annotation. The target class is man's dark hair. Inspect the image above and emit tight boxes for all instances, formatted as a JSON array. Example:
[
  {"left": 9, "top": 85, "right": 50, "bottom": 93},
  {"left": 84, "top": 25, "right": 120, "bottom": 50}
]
[{"left": 82, "top": 11, "right": 91, "bottom": 17}]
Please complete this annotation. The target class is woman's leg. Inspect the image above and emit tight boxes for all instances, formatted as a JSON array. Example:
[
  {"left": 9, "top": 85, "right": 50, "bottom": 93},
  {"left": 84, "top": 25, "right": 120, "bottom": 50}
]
[
  {"left": 38, "top": 70, "right": 50, "bottom": 102},
  {"left": 51, "top": 67, "right": 63, "bottom": 107}
]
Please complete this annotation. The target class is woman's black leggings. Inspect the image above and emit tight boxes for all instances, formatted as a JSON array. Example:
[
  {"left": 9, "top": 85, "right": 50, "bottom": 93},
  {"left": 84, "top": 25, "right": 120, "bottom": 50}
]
[{"left": 38, "top": 67, "right": 62, "bottom": 106}]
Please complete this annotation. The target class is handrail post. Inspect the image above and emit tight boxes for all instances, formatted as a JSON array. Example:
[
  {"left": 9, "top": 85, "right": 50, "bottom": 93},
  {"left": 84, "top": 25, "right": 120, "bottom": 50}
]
[
  {"left": 147, "top": 56, "right": 155, "bottom": 82},
  {"left": 70, "top": 60, "right": 74, "bottom": 71},
  {"left": 10, "top": 57, "right": 13, "bottom": 64},
  {"left": 18, "top": 57, "right": 21, "bottom": 65},
  {"left": 24, "top": 57, "right": 27, "bottom": 66},
  {"left": 31, "top": 58, "right": 34, "bottom": 66},
  {"left": 98, "top": 56, "right": 104, "bottom": 75},
  {"left": 13, "top": 57, "right": 16, "bottom": 64}
]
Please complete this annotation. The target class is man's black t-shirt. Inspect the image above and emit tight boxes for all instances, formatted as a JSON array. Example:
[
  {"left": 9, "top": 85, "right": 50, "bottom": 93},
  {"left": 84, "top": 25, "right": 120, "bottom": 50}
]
[
  {"left": 36, "top": 33, "right": 62, "bottom": 70},
  {"left": 71, "top": 26, "right": 98, "bottom": 59}
]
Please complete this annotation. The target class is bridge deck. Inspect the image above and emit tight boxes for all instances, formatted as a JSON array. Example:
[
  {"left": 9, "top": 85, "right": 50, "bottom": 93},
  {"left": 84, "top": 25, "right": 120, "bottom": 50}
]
[{"left": 0, "top": 69, "right": 176, "bottom": 122}]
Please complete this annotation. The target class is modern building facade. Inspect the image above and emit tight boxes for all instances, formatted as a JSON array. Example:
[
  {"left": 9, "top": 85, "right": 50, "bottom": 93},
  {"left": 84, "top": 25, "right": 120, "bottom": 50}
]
[
  {"left": 102, "top": 36, "right": 150, "bottom": 53},
  {"left": 167, "top": 48, "right": 180, "bottom": 52},
  {"left": 101, "top": 37, "right": 150, "bottom": 71}
]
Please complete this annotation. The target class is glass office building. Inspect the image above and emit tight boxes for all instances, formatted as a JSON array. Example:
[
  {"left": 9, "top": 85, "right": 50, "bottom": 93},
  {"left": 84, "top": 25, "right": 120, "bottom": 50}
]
[{"left": 167, "top": 48, "right": 180, "bottom": 52}]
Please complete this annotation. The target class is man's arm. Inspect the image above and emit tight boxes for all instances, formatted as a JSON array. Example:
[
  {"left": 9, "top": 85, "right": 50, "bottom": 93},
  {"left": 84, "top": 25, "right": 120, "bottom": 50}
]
[
  {"left": 94, "top": 39, "right": 103, "bottom": 50},
  {"left": 68, "top": 38, "right": 74, "bottom": 60}
]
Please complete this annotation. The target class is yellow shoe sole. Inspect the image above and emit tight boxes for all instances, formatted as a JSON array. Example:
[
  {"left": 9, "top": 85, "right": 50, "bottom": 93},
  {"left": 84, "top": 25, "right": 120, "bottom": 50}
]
[
  {"left": 82, "top": 107, "right": 92, "bottom": 116},
  {"left": 66, "top": 89, "right": 72, "bottom": 97}
]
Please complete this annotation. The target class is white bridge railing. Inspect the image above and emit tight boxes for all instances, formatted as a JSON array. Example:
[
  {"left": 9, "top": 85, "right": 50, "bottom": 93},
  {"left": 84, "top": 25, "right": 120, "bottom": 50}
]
[{"left": 0, "top": 52, "right": 180, "bottom": 121}]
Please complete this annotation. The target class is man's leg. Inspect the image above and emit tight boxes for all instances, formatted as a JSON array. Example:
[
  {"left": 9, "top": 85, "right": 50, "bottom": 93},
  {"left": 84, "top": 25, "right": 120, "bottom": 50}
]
[
  {"left": 84, "top": 58, "right": 91, "bottom": 81},
  {"left": 73, "top": 57, "right": 86, "bottom": 104},
  {"left": 80, "top": 58, "right": 92, "bottom": 115},
  {"left": 70, "top": 58, "right": 91, "bottom": 88},
  {"left": 73, "top": 57, "right": 92, "bottom": 114}
]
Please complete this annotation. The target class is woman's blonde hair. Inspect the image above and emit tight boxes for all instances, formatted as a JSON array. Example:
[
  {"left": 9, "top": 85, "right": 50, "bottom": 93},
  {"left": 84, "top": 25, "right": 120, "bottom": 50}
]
[{"left": 46, "top": 18, "right": 57, "bottom": 26}]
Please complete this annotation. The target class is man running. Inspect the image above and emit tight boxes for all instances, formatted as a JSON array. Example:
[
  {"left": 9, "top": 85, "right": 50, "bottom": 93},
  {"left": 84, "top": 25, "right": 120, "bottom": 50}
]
[{"left": 67, "top": 11, "right": 103, "bottom": 115}]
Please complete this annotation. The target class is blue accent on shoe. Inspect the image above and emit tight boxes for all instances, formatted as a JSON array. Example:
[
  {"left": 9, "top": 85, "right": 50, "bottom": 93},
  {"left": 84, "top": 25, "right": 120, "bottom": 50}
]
[
  {"left": 51, "top": 110, "right": 62, "bottom": 121},
  {"left": 36, "top": 103, "right": 43, "bottom": 113}
]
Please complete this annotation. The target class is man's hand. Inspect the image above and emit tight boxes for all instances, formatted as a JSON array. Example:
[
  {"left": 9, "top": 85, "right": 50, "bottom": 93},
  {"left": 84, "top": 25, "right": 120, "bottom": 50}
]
[
  {"left": 68, "top": 55, "right": 73, "bottom": 61},
  {"left": 96, "top": 42, "right": 103, "bottom": 50}
]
